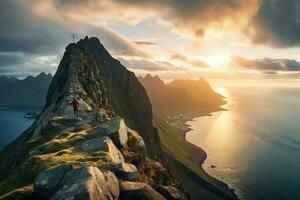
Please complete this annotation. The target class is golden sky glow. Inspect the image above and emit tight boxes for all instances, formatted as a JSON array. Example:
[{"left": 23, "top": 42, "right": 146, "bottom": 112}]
[{"left": 1, "top": 0, "right": 300, "bottom": 79}]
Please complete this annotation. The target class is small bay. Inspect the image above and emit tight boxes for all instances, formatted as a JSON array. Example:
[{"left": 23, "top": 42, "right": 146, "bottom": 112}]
[{"left": 0, "top": 107, "right": 40, "bottom": 150}]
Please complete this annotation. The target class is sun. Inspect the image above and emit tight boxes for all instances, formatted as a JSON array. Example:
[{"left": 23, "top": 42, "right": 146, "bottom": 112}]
[{"left": 204, "top": 53, "right": 231, "bottom": 69}]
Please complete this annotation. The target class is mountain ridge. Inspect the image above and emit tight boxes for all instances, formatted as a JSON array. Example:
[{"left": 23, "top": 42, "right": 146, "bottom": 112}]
[
  {"left": 0, "top": 37, "right": 238, "bottom": 200},
  {"left": 0, "top": 36, "right": 187, "bottom": 200}
]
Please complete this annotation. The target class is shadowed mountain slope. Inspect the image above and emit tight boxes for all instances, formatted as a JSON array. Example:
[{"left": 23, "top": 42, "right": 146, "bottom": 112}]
[
  {"left": 168, "top": 79, "right": 224, "bottom": 105},
  {"left": 0, "top": 73, "right": 52, "bottom": 107},
  {"left": 0, "top": 37, "right": 237, "bottom": 200},
  {"left": 0, "top": 37, "right": 185, "bottom": 200},
  {"left": 139, "top": 74, "right": 224, "bottom": 117}
]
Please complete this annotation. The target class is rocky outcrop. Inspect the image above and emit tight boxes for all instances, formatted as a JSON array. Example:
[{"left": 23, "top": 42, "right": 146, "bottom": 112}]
[
  {"left": 43, "top": 37, "right": 161, "bottom": 158},
  {"left": 126, "top": 128, "right": 146, "bottom": 154},
  {"left": 112, "top": 163, "right": 138, "bottom": 181},
  {"left": 0, "top": 37, "right": 188, "bottom": 200},
  {"left": 34, "top": 164, "right": 72, "bottom": 198},
  {"left": 120, "top": 181, "right": 166, "bottom": 200},
  {"left": 35, "top": 165, "right": 120, "bottom": 200},
  {"left": 97, "top": 117, "right": 128, "bottom": 148},
  {"left": 77, "top": 136, "right": 125, "bottom": 164}
]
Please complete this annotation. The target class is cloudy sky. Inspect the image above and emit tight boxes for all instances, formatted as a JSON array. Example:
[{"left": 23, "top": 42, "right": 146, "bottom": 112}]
[{"left": 1, "top": 0, "right": 300, "bottom": 79}]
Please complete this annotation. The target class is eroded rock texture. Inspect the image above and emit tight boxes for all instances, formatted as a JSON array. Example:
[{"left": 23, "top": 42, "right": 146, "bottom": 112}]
[{"left": 0, "top": 37, "right": 186, "bottom": 200}]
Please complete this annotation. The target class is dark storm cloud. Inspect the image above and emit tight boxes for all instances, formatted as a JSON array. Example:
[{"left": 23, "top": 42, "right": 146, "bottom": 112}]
[
  {"left": 0, "top": 0, "right": 147, "bottom": 76},
  {"left": 52, "top": 0, "right": 259, "bottom": 38},
  {"left": 0, "top": 53, "right": 58, "bottom": 77},
  {"left": 117, "top": 0, "right": 300, "bottom": 47},
  {"left": 0, "top": 0, "right": 68, "bottom": 54},
  {"left": 0, "top": 54, "right": 24, "bottom": 67},
  {"left": 232, "top": 56, "right": 300, "bottom": 71},
  {"left": 170, "top": 53, "right": 210, "bottom": 68},
  {"left": 0, "top": 0, "right": 145, "bottom": 56},
  {"left": 54, "top": 0, "right": 226, "bottom": 12},
  {"left": 249, "top": 0, "right": 300, "bottom": 47},
  {"left": 252, "top": 0, "right": 300, "bottom": 47},
  {"left": 53, "top": 0, "right": 300, "bottom": 48}
]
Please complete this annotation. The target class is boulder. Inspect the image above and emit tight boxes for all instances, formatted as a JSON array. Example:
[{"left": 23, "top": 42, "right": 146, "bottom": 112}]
[
  {"left": 99, "top": 108, "right": 110, "bottom": 122},
  {"left": 79, "top": 99, "right": 92, "bottom": 112},
  {"left": 35, "top": 165, "right": 120, "bottom": 200},
  {"left": 99, "top": 117, "right": 128, "bottom": 148},
  {"left": 34, "top": 164, "right": 72, "bottom": 198},
  {"left": 112, "top": 163, "right": 139, "bottom": 181},
  {"left": 120, "top": 181, "right": 166, "bottom": 200},
  {"left": 156, "top": 186, "right": 182, "bottom": 200},
  {"left": 51, "top": 167, "right": 120, "bottom": 200},
  {"left": 127, "top": 128, "right": 146, "bottom": 153},
  {"left": 78, "top": 136, "right": 125, "bottom": 164}
]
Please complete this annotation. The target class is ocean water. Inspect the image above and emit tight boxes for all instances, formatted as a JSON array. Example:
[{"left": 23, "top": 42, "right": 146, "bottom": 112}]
[
  {"left": 186, "top": 83, "right": 300, "bottom": 200},
  {"left": 0, "top": 107, "right": 40, "bottom": 150}
]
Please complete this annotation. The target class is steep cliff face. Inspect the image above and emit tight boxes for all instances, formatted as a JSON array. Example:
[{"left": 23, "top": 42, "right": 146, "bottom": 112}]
[
  {"left": 0, "top": 37, "right": 184, "bottom": 200},
  {"left": 44, "top": 37, "right": 160, "bottom": 157}
]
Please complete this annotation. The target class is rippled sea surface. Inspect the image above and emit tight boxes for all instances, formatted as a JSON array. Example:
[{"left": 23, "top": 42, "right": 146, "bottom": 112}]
[
  {"left": 0, "top": 107, "right": 39, "bottom": 150},
  {"left": 186, "top": 83, "right": 300, "bottom": 200}
]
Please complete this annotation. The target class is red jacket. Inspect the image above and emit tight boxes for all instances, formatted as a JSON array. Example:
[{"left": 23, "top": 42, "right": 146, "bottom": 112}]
[{"left": 71, "top": 99, "right": 79, "bottom": 108}]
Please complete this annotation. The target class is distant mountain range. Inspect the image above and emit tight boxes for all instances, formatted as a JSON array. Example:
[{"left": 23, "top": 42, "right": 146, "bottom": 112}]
[
  {"left": 0, "top": 72, "right": 52, "bottom": 107},
  {"left": 0, "top": 76, "right": 18, "bottom": 87},
  {"left": 139, "top": 74, "right": 224, "bottom": 116}
]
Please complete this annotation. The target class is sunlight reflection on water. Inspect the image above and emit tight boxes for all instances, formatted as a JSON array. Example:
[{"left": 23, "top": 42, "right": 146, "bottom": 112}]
[{"left": 185, "top": 84, "right": 300, "bottom": 200}]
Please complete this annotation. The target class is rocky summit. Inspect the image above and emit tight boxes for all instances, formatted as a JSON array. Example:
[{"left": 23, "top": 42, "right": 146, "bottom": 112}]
[{"left": 0, "top": 37, "right": 187, "bottom": 200}]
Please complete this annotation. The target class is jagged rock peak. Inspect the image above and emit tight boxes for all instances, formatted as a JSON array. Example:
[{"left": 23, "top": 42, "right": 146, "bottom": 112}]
[
  {"left": 0, "top": 36, "right": 188, "bottom": 200},
  {"left": 76, "top": 36, "right": 112, "bottom": 59},
  {"left": 42, "top": 36, "right": 116, "bottom": 127},
  {"left": 37, "top": 36, "right": 161, "bottom": 158},
  {"left": 138, "top": 74, "right": 166, "bottom": 89}
]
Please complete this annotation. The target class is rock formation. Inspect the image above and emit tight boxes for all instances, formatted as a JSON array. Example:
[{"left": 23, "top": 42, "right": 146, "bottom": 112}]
[{"left": 0, "top": 37, "right": 186, "bottom": 200}]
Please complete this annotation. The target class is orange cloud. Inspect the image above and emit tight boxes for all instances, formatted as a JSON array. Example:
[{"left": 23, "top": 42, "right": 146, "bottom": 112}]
[
  {"left": 231, "top": 55, "right": 300, "bottom": 72},
  {"left": 29, "top": 0, "right": 300, "bottom": 48},
  {"left": 48, "top": 0, "right": 260, "bottom": 38},
  {"left": 170, "top": 53, "right": 209, "bottom": 68}
]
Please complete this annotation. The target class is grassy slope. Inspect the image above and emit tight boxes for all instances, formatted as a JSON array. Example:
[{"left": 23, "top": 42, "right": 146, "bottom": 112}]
[
  {"left": 0, "top": 116, "right": 169, "bottom": 200},
  {"left": 0, "top": 118, "right": 113, "bottom": 197},
  {"left": 154, "top": 115, "right": 237, "bottom": 200}
]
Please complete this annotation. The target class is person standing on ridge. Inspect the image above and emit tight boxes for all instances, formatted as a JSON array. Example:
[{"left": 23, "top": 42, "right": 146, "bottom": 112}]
[{"left": 71, "top": 96, "right": 80, "bottom": 118}]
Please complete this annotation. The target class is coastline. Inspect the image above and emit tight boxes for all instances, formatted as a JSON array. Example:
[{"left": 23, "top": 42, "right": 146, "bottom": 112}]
[
  {"left": 166, "top": 107, "right": 225, "bottom": 134},
  {"left": 165, "top": 108, "right": 239, "bottom": 199}
]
